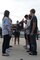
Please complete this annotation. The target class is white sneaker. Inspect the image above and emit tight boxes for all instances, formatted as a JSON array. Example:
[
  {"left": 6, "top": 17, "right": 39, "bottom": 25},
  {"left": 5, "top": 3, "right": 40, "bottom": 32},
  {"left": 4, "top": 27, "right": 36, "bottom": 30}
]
[{"left": 6, "top": 48, "right": 11, "bottom": 53}]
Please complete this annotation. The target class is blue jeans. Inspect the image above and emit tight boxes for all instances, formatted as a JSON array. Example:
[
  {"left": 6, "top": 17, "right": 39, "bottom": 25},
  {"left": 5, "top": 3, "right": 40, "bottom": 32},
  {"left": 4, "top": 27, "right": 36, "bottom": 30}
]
[{"left": 30, "top": 34, "right": 37, "bottom": 53}]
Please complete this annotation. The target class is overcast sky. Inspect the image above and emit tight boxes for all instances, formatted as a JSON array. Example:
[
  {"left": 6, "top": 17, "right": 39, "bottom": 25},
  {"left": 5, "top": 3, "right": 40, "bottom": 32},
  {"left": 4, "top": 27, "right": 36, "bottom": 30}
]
[{"left": 0, "top": 0, "right": 40, "bottom": 30}]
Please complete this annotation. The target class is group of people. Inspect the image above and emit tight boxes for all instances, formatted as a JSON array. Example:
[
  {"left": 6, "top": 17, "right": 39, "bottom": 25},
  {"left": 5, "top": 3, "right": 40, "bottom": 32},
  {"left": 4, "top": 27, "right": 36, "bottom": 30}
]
[
  {"left": 2, "top": 9, "right": 38, "bottom": 56},
  {"left": 24, "top": 10, "right": 37, "bottom": 55}
]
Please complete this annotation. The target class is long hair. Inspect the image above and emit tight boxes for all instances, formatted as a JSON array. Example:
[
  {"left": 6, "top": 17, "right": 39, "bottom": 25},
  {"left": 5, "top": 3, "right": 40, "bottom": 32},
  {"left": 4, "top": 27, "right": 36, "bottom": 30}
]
[
  {"left": 4, "top": 10, "right": 10, "bottom": 17},
  {"left": 2, "top": 10, "right": 10, "bottom": 20}
]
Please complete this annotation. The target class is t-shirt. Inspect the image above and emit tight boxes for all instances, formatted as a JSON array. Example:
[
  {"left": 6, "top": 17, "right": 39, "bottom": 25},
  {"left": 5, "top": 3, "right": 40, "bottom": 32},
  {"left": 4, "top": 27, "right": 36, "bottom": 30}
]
[
  {"left": 26, "top": 20, "right": 31, "bottom": 29},
  {"left": 30, "top": 15, "right": 37, "bottom": 34},
  {"left": 24, "top": 20, "right": 31, "bottom": 34}
]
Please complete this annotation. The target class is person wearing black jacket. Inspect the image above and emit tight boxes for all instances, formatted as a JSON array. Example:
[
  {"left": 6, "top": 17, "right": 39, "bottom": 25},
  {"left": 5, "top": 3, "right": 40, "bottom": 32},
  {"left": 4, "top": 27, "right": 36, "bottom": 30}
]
[{"left": 14, "top": 21, "right": 20, "bottom": 45}]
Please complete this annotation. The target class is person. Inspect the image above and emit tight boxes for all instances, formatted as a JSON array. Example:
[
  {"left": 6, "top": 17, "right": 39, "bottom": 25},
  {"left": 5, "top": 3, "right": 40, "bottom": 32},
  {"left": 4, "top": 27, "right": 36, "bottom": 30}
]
[
  {"left": 24, "top": 14, "right": 29, "bottom": 49},
  {"left": 2, "top": 10, "right": 12, "bottom": 56},
  {"left": 26, "top": 14, "right": 32, "bottom": 52},
  {"left": 29, "top": 9, "right": 38, "bottom": 55},
  {"left": 14, "top": 21, "right": 20, "bottom": 45},
  {"left": 8, "top": 18, "right": 12, "bottom": 48},
  {"left": 19, "top": 19, "right": 24, "bottom": 30}
]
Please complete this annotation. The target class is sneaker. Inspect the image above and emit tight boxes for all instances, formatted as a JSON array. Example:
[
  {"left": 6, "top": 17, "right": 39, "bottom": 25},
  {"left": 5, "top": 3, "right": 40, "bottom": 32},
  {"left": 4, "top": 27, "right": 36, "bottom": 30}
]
[
  {"left": 2, "top": 53, "right": 9, "bottom": 56},
  {"left": 29, "top": 52, "right": 37, "bottom": 55},
  {"left": 6, "top": 48, "right": 11, "bottom": 53}
]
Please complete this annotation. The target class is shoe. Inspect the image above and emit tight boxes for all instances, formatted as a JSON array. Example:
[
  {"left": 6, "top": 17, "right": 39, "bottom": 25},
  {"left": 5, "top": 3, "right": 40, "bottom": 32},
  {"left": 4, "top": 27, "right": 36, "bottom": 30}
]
[
  {"left": 29, "top": 52, "right": 37, "bottom": 55},
  {"left": 6, "top": 48, "right": 11, "bottom": 52},
  {"left": 2, "top": 53, "right": 9, "bottom": 56},
  {"left": 9, "top": 46, "right": 12, "bottom": 48}
]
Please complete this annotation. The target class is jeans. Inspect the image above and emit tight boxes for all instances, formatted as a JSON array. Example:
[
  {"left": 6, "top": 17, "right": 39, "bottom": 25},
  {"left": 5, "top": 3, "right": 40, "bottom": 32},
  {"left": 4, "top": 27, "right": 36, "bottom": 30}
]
[
  {"left": 2, "top": 34, "right": 10, "bottom": 53},
  {"left": 30, "top": 34, "right": 37, "bottom": 53}
]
